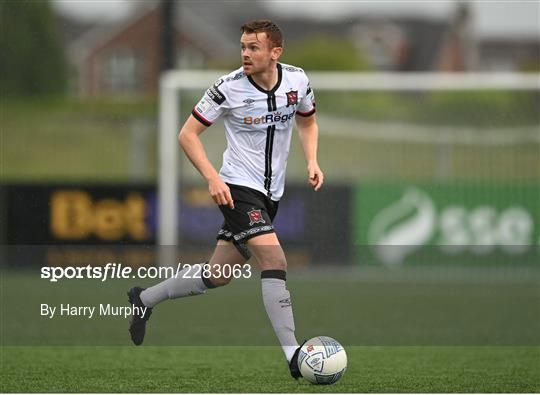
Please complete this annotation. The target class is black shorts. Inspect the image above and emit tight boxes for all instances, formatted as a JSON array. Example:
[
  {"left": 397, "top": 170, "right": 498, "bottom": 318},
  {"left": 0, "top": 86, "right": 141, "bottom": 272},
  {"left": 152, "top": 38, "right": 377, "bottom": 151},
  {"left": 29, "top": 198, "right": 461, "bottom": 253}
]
[{"left": 216, "top": 184, "right": 279, "bottom": 259}]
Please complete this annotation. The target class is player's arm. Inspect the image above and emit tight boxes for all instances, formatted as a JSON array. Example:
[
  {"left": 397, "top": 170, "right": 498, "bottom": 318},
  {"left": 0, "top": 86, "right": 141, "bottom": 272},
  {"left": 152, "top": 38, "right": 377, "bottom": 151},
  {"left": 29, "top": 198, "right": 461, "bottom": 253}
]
[
  {"left": 178, "top": 116, "right": 234, "bottom": 208},
  {"left": 295, "top": 113, "right": 324, "bottom": 191}
]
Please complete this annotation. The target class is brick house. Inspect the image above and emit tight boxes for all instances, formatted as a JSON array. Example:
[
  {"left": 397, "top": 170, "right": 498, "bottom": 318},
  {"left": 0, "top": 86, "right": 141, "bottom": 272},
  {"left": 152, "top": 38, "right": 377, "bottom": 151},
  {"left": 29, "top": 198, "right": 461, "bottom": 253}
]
[
  {"left": 67, "top": 1, "right": 476, "bottom": 96},
  {"left": 68, "top": 2, "right": 244, "bottom": 96},
  {"left": 66, "top": 1, "right": 537, "bottom": 96}
]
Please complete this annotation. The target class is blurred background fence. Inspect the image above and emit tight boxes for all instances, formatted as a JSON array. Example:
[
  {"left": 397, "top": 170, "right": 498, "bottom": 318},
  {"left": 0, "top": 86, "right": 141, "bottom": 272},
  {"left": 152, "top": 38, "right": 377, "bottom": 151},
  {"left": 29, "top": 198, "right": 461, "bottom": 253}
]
[{"left": 1, "top": 0, "right": 539, "bottom": 270}]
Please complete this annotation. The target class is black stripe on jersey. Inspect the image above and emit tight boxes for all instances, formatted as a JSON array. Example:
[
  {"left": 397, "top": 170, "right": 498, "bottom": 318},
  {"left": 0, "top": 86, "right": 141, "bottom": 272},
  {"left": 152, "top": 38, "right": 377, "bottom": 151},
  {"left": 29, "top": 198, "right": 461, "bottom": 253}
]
[
  {"left": 266, "top": 93, "right": 278, "bottom": 112},
  {"left": 264, "top": 125, "right": 276, "bottom": 195},
  {"left": 248, "top": 64, "right": 281, "bottom": 194},
  {"left": 266, "top": 95, "right": 273, "bottom": 112}
]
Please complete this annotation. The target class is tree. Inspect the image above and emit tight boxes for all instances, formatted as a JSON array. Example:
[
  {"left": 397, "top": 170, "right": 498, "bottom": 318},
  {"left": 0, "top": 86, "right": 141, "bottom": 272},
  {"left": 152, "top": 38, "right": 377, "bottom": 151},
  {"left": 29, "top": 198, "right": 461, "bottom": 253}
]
[
  {"left": 281, "top": 35, "right": 372, "bottom": 71},
  {"left": 0, "top": 0, "right": 68, "bottom": 96}
]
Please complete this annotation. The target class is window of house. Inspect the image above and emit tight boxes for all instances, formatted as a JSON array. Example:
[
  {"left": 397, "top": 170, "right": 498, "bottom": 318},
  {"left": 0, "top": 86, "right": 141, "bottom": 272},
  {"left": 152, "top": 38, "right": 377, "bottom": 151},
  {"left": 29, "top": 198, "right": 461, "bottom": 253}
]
[{"left": 103, "top": 48, "right": 144, "bottom": 93}]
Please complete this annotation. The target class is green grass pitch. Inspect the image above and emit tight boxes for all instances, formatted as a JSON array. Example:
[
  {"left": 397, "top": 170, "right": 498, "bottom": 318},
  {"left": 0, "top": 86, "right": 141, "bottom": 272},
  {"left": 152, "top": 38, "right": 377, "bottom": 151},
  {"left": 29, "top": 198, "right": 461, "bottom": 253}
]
[
  {"left": 1, "top": 268, "right": 539, "bottom": 392},
  {"left": 1, "top": 346, "right": 538, "bottom": 392}
]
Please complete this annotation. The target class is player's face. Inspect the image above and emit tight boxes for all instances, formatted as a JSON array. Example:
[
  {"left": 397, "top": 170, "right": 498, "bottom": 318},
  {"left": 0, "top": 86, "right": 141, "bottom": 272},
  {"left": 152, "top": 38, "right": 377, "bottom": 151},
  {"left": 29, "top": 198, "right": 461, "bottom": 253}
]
[{"left": 240, "top": 32, "right": 281, "bottom": 75}]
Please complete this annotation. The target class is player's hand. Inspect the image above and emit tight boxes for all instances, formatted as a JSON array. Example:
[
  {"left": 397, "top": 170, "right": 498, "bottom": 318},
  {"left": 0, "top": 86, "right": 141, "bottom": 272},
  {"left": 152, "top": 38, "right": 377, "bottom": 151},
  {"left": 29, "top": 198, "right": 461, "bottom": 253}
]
[
  {"left": 307, "top": 161, "right": 324, "bottom": 191},
  {"left": 208, "top": 177, "right": 234, "bottom": 209}
]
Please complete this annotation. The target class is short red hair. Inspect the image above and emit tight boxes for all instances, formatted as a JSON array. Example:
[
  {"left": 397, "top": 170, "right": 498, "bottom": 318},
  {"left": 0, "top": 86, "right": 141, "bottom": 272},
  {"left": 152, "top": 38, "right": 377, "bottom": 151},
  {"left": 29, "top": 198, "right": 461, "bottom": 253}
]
[{"left": 241, "top": 19, "right": 283, "bottom": 48}]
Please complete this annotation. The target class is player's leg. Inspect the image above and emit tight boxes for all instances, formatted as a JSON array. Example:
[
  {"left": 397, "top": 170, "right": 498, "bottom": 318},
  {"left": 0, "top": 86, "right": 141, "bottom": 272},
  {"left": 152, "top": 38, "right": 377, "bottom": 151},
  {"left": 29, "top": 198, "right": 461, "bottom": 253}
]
[
  {"left": 139, "top": 239, "right": 244, "bottom": 306},
  {"left": 215, "top": 184, "right": 302, "bottom": 377},
  {"left": 246, "top": 232, "right": 302, "bottom": 378},
  {"left": 128, "top": 239, "right": 247, "bottom": 345}
]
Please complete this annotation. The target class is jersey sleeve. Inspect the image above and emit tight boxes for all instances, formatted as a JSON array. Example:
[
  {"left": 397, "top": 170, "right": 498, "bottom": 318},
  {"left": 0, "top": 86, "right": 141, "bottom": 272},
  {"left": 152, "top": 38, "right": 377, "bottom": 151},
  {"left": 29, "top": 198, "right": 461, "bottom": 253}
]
[
  {"left": 191, "top": 78, "right": 229, "bottom": 126},
  {"left": 296, "top": 74, "right": 316, "bottom": 117}
]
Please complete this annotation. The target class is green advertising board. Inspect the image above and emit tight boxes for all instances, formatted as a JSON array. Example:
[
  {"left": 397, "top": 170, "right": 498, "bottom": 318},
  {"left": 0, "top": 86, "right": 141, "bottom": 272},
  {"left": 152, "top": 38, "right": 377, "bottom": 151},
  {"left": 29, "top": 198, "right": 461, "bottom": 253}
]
[{"left": 354, "top": 183, "right": 539, "bottom": 266}]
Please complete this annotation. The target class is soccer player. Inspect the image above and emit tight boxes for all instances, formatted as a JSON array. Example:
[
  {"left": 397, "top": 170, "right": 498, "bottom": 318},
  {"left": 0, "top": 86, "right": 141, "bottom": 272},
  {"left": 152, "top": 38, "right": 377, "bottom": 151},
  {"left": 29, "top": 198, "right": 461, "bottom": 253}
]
[{"left": 128, "top": 19, "right": 322, "bottom": 379}]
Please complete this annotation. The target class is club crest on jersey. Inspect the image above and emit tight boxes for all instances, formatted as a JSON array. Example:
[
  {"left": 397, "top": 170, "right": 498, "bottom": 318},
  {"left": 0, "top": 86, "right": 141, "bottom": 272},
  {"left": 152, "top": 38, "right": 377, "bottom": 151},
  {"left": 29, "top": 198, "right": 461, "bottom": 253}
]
[
  {"left": 286, "top": 90, "right": 298, "bottom": 107},
  {"left": 247, "top": 209, "right": 265, "bottom": 226}
]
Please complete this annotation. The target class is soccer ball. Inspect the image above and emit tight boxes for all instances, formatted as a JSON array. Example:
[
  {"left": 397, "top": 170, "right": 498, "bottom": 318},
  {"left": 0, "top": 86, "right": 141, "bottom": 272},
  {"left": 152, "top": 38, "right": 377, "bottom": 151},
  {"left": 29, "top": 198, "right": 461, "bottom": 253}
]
[{"left": 297, "top": 336, "right": 347, "bottom": 385}]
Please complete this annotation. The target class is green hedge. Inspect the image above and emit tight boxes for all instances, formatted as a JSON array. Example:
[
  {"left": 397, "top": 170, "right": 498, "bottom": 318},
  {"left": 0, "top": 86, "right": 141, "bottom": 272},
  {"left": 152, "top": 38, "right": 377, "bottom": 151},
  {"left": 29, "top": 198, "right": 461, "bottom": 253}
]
[{"left": 316, "top": 90, "right": 539, "bottom": 127}]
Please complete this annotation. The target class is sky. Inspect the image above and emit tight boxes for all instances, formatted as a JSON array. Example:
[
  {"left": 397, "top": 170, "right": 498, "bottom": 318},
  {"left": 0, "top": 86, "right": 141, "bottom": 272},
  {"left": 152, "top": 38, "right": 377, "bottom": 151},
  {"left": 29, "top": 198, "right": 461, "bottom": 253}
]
[{"left": 52, "top": 0, "right": 540, "bottom": 39}]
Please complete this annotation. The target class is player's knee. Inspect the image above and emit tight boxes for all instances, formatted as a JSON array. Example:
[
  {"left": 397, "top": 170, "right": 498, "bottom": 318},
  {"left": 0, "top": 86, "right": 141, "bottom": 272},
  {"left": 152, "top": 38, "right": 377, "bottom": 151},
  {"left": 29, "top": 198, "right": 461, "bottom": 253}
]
[
  {"left": 260, "top": 256, "right": 287, "bottom": 271},
  {"left": 203, "top": 266, "right": 233, "bottom": 288}
]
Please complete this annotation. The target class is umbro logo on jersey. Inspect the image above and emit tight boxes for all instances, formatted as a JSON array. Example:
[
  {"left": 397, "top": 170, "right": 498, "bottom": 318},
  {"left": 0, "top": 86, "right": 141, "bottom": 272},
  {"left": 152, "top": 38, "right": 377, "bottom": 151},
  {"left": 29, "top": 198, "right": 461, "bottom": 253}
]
[
  {"left": 243, "top": 111, "right": 296, "bottom": 125},
  {"left": 279, "top": 297, "right": 292, "bottom": 307},
  {"left": 286, "top": 90, "right": 298, "bottom": 107},
  {"left": 243, "top": 98, "right": 255, "bottom": 108}
]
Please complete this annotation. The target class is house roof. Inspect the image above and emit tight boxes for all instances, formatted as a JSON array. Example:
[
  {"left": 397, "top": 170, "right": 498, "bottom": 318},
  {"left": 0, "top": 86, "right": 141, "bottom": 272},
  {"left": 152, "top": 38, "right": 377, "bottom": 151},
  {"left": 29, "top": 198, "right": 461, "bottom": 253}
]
[
  {"left": 64, "top": 0, "right": 465, "bottom": 72},
  {"left": 175, "top": 2, "right": 239, "bottom": 59},
  {"left": 67, "top": 0, "right": 274, "bottom": 67},
  {"left": 67, "top": 2, "right": 158, "bottom": 66}
]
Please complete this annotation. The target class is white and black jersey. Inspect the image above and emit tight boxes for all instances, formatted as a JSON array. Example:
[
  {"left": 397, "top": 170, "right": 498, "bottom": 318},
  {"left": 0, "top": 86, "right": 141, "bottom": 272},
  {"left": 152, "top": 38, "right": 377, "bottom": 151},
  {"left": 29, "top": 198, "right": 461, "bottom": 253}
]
[{"left": 192, "top": 63, "right": 316, "bottom": 201}]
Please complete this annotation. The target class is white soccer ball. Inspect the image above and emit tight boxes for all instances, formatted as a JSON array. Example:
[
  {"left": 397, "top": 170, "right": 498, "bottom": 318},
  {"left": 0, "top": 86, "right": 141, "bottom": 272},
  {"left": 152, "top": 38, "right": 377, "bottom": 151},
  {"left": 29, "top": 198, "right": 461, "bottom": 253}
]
[{"left": 297, "top": 336, "right": 347, "bottom": 385}]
